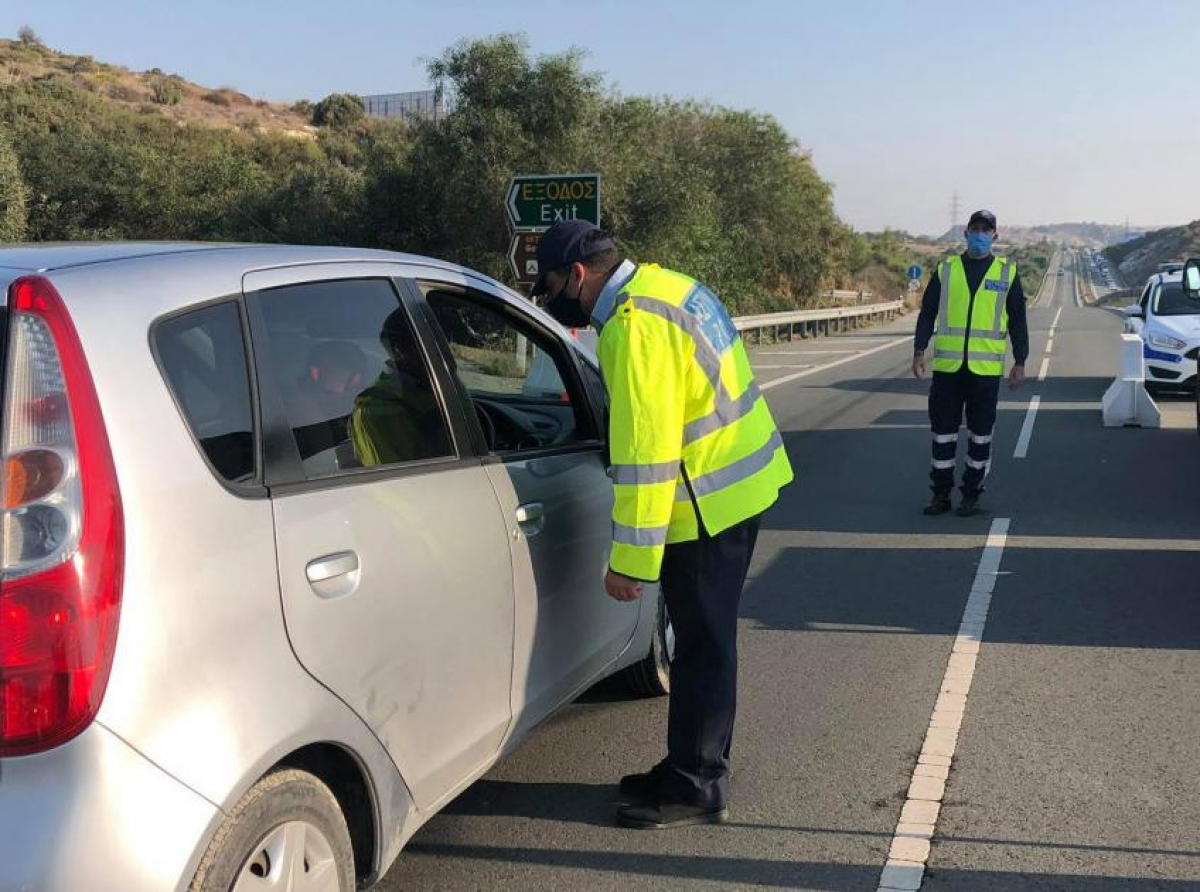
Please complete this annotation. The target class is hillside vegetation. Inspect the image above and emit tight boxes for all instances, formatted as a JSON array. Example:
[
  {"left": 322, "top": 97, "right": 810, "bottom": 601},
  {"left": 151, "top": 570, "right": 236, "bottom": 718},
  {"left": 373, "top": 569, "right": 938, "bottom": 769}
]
[
  {"left": 1103, "top": 221, "right": 1200, "bottom": 287},
  {"left": 0, "top": 32, "right": 939, "bottom": 313},
  {"left": 1, "top": 36, "right": 311, "bottom": 134}
]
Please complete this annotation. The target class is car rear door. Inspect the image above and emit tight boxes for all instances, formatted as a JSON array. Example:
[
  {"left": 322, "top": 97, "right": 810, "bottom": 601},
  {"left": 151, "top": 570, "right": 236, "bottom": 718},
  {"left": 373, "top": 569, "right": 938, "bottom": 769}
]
[
  {"left": 244, "top": 264, "right": 515, "bottom": 809},
  {"left": 407, "top": 274, "right": 639, "bottom": 733}
]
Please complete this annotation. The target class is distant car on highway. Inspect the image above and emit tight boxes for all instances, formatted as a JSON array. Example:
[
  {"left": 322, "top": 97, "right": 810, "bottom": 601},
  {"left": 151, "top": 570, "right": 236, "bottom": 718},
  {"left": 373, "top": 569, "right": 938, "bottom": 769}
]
[
  {"left": 0, "top": 244, "right": 672, "bottom": 891},
  {"left": 1122, "top": 269, "right": 1200, "bottom": 392}
]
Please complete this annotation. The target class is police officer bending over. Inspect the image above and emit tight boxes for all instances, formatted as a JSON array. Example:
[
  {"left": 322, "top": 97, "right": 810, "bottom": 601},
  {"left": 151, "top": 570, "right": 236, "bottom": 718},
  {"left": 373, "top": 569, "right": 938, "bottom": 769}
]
[{"left": 533, "top": 220, "right": 794, "bottom": 829}]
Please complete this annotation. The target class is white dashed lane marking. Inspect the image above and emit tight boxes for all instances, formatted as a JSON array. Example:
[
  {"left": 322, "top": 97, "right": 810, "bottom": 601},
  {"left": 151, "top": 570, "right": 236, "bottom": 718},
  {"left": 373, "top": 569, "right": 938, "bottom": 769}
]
[{"left": 1013, "top": 395, "right": 1041, "bottom": 459}]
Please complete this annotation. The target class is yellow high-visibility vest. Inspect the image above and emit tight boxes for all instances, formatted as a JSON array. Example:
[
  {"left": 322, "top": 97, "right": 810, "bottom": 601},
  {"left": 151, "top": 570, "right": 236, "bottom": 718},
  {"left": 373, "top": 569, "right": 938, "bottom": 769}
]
[
  {"left": 597, "top": 264, "right": 794, "bottom": 581},
  {"left": 932, "top": 255, "right": 1015, "bottom": 376}
]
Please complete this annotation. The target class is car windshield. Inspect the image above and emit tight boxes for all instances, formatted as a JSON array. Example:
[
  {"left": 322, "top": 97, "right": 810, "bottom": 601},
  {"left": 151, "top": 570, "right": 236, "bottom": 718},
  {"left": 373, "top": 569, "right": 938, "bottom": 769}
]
[{"left": 1153, "top": 282, "right": 1200, "bottom": 317}]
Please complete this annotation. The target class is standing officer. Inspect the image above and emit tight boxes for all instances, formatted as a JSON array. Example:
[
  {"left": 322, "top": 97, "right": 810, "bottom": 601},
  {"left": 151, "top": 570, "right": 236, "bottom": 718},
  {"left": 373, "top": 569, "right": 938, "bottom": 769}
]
[
  {"left": 532, "top": 220, "right": 794, "bottom": 830},
  {"left": 913, "top": 209, "right": 1028, "bottom": 516}
]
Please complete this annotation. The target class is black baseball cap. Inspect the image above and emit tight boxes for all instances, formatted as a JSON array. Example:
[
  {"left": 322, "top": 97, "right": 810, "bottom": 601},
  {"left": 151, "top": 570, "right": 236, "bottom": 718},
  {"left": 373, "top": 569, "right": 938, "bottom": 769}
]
[
  {"left": 967, "top": 209, "right": 997, "bottom": 231},
  {"left": 530, "top": 220, "right": 615, "bottom": 297}
]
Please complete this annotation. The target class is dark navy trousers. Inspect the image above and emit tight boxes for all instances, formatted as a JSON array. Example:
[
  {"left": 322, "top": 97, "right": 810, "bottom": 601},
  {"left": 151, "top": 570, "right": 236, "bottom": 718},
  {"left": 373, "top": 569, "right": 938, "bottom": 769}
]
[
  {"left": 929, "top": 369, "right": 1000, "bottom": 498},
  {"left": 658, "top": 513, "right": 761, "bottom": 808}
]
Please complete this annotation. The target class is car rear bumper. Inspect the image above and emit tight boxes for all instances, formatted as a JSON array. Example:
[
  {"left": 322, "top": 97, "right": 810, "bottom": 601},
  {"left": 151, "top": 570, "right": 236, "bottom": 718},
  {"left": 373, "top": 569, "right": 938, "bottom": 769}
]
[{"left": 0, "top": 722, "right": 218, "bottom": 892}]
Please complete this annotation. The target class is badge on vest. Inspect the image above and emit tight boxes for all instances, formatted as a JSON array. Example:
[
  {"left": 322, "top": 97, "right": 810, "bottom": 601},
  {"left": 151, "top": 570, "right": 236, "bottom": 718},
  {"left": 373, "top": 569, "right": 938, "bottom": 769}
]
[
  {"left": 683, "top": 284, "right": 738, "bottom": 355},
  {"left": 984, "top": 281, "right": 1008, "bottom": 293}
]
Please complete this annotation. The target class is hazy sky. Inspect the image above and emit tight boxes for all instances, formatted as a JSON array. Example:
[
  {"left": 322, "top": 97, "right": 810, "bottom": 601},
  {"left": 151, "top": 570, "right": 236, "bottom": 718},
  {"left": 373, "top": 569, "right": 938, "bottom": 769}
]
[{"left": 7, "top": 1, "right": 1199, "bottom": 235}]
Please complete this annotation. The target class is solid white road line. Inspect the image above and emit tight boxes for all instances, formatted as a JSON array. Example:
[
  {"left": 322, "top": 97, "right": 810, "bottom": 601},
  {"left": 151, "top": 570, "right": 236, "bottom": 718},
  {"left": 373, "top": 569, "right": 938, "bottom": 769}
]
[
  {"left": 1038, "top": 357, "right": 1050, "bottom": 382},
  {"left": 1052, "top": 308, "right": 1062, "bottom": 330},
  {"left": 759, "top": 337, "right": 911, "bottom": 392},
  {"left": 1045, "top": 339, "right": 1054, "bottom": 355},
  {"left": 877, "top": 518, "right": 1011, "bottom": 892},
  {"left": 1013, "top": 395, "right": 1041, "bottom": 459}
]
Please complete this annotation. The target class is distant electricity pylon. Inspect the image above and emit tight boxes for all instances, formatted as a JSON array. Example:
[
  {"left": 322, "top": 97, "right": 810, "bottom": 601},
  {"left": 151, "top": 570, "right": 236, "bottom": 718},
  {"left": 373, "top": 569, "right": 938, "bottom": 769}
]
[{"left": 949, "top": 189, "right": 962, "bottom": 236}]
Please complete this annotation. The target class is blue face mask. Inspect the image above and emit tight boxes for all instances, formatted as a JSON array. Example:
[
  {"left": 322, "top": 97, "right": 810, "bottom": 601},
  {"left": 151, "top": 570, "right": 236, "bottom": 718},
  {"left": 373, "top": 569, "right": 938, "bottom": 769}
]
[{"left": 966, "top": 232, "right": 994, "bottom": 257}]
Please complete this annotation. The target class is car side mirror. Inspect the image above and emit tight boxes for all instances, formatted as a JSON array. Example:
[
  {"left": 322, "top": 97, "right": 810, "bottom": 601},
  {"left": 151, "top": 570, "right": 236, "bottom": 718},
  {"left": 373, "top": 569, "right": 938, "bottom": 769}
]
[
  {"left": 1184, "top": 259, "right": 1200, "bottom": 300},
  {"left": 1121, "top": 304, "right": 1143, "bottom": 319}
]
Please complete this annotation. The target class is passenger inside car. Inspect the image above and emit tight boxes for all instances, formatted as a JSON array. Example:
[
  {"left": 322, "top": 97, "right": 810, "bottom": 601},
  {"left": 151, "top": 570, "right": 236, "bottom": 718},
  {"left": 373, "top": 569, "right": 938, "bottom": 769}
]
[
  {"left": 350, "top": 309, "right": 448, "bottom": 467},
  {"left": 288, "top": 339, "right": 368, "bottom": 473}
]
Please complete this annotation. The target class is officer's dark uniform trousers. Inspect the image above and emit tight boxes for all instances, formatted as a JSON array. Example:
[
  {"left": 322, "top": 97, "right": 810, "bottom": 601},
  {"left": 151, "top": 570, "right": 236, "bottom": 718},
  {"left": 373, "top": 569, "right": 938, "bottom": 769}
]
[
  {"left": 929, "top": 367, "right": 999, "bottom": 497},
  {"left": 657, "top": 513, "right": 761, "bottom": 809}
]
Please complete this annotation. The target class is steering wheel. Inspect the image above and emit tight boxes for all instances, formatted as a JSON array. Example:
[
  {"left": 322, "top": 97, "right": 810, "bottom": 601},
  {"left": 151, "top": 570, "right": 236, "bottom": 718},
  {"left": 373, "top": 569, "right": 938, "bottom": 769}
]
[{"left": 474, "top": 401, "right": 498, "bottom": 452}]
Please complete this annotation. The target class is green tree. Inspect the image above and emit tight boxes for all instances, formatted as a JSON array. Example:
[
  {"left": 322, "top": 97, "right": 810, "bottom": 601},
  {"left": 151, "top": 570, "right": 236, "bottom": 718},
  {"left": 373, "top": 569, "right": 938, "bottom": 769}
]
[
  {"left": 152, "top": 79, "right": 182, "bottom": 106},
  {"left": 0, "top": 126, "right": 28, "bottom": 242},
  {"left": 17, "top": 25, "right": 43, "bottom": 47},
  {"left": 312, "top": 93, "right": 365, "bottom": 130}
]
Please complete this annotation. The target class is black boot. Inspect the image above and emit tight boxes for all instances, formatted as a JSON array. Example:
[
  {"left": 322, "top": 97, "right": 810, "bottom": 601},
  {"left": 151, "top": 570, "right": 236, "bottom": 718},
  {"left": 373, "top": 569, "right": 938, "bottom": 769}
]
[
  {"left": 618, "top": 761, "right": 669, "bottom": 801},
  {"left": 957, "top": 494, "right": 982, "bottom": 517},
  {"left": 923, "top": 494, "right": 952, "bottom": 516},
  {"left": 616, "top": 799, "right": 728, "bottom": 830}
]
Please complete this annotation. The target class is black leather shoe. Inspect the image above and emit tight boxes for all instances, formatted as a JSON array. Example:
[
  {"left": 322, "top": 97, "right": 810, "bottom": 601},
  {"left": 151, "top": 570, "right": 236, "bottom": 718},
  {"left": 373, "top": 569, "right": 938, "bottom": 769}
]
[
  {"left": 957, "top": 496, "right": 982, "bottom": 517},
  {"left": 923, "top": 495, "right": 952, "bottom": 516},
  {"left": 616, "top": 800, "right": 728, "bottom": 830},
  {"left": 618, "top": 762, "right": 669, "bottom": 800}
]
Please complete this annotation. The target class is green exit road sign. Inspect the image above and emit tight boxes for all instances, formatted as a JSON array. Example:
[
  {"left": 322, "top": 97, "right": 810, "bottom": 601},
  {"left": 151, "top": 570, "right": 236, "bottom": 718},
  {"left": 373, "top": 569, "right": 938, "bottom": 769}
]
[{"left": 506, "top": 174, "right": 601, "bottom": 229}]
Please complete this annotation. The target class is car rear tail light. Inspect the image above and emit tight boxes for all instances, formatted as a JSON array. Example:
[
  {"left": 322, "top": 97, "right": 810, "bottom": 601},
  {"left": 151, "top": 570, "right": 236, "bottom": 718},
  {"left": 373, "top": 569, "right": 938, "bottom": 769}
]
[{"left": 0, "top": 276, "right": 124, "bottom": 757}]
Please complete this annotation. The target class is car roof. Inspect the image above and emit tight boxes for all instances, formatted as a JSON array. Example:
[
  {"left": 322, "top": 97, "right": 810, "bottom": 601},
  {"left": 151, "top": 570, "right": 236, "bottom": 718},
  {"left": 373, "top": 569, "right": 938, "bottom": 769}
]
[{"left": 0, "top": 242, "right": 460, "bottom": 275}]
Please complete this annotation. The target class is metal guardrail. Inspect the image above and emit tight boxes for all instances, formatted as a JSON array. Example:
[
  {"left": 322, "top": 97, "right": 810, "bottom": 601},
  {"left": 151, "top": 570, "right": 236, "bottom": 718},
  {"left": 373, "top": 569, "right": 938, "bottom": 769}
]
[{"left": 733, "top": 300, "right": 904, "bottom": 340}]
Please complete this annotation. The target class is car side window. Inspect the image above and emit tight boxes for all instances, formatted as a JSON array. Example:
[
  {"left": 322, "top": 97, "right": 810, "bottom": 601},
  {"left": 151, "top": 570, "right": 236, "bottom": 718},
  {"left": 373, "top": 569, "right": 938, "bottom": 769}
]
[
  {"left": 1140, "top": 283, "right": 1154, "bottom": 314},
  {"left": 155, "top": 301, "right": 257, "bottom": 484},
  {"left": 256, "top": 278, "right": 455, "bottom": 478},
  {"left": 422, "top": 287, "right": 598, "bottom": 455}
]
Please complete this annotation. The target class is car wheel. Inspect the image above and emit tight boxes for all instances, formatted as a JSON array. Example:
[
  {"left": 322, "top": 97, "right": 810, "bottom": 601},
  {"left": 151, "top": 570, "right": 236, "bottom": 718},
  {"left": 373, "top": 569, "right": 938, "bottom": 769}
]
[
  {"left": 622, "top": 593, "right": 673, "bottom": 697},
  {"left": 190, "top": 769, "right": 355, "bottom": 892}
]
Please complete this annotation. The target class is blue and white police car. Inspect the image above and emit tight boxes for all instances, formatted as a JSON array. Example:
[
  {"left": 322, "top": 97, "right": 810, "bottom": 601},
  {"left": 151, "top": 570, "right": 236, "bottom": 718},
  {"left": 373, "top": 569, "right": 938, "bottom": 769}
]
[{"left": 1122, "top": 268, "right": 1200, "bottom": 392}]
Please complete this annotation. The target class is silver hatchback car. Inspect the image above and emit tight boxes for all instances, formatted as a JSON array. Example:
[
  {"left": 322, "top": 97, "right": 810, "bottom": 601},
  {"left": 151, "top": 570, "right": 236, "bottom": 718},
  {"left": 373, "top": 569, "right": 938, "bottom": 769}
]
[{"left": 0, "top": 244, "right": 672, "bottom": 892}]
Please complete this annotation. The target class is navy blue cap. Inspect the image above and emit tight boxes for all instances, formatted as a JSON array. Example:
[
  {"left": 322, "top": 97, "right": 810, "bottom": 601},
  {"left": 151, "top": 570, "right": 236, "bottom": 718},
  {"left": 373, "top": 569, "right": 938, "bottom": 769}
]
[
  {"left": 530, "top": 220, "right": 615, "bottom": 296},
  {"left": 967, "top": 209, "right": 997, "bottom": 230}
]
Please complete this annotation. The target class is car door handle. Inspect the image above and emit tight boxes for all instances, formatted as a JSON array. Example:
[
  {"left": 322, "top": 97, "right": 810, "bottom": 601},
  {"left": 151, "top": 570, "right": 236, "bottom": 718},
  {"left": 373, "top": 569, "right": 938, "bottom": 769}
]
[
  {"left": 306, "top": 551, "right": 361, "bottom": 600},
  {"left": 306, "top": 551, "right": 360, "bottom": 584},
  {"left": 515, "top": 502, "right": 545, "bottom": 524},
  {"left": 515, "top": 502, "right": 546, "bottom": 538}
]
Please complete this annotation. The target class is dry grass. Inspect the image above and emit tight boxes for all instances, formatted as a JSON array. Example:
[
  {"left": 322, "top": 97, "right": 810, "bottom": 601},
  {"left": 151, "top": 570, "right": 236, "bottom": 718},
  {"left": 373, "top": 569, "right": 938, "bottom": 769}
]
[{"left": 0, "top": 37, "right": 316, "bottom": 137}]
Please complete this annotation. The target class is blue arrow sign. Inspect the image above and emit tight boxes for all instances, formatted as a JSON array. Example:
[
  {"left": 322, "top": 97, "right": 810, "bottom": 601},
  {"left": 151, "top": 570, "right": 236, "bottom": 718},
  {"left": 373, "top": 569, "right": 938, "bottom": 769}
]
[{"left": 907, "top": 265, "right": 923, "bottom": 280}]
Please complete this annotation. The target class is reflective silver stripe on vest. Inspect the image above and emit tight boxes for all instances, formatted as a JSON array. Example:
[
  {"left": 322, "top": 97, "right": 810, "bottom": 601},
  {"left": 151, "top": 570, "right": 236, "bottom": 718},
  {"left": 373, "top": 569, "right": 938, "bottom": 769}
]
[
  {"left": 621, "top": 295, "right": 727, "bottom": 396},
  {"left": 612, "top": 522, "right": 670, "bottom": 548},
  {"left": 934, "top": 349, "right": 1005, "bottom": 363},
  {"left": 610, "top": 460, "right": 680, "bottom": 486},
  {"left": 688, "top": 429, "right": 784, "bottom": 498},
  {"left": 684, "top": 381, "right": 761, "bottom": 444}
]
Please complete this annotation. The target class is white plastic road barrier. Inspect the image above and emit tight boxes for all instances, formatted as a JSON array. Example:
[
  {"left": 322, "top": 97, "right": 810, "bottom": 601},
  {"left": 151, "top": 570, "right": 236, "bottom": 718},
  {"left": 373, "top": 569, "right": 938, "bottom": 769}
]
[{"left": 1101, "top": 334, "right": 1161, "bottom": 428}]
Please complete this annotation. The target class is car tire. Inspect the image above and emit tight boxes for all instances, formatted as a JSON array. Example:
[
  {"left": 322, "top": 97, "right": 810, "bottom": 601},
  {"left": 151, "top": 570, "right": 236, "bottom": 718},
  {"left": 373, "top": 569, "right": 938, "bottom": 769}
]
[
  {"left": 622, "top": 593, "right": 673, "bottom": 697},
  {"left": 190, "top": 769, "right": 355, "bottom": 892}
]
